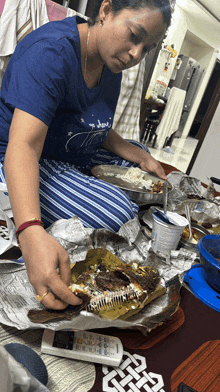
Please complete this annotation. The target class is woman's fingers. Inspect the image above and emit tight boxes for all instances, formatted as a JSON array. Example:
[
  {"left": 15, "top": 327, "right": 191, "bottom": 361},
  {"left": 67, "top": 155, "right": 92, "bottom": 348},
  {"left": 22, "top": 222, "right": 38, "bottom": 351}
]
[
  {"left": 36, "top": 289, "right": 68, "bottom": 310},
  {"left": 58, "top": 247, "right": 73, "bottom": 287},
  {"left": 50, "top": 271, "right": 83, "bottom": 306},
  {"left": 20, "top": 230, "right": 83, "bottom": 310},
  {"left": 141, "top": 157, "right": 167, "bottom": 180},
  {"left": 35, "top": 274, "right": 83, "bottom": 310},
  {"left": 33, "top": 245, "right": 83, "bottom": 310},
  {"left": 155, "top": 164, "right": 167, "bottom": 180}
]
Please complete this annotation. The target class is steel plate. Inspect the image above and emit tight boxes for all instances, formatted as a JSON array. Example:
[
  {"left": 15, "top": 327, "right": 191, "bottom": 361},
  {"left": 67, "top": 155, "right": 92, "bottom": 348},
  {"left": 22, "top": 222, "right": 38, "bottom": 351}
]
[
  {"left": 179, "top": 223, "right": 210, "bottom": 255},
  {"left": 91, "top": 165, "right": 172, "bottom": 205}
]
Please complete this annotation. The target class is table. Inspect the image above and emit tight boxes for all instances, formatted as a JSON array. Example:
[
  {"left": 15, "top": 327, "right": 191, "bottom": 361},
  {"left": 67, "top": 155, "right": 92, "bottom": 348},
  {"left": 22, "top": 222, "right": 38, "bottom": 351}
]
[
  {"left": 1, "top": 286, "right": 219, "bottom": 392},
  {"left": 0, "top": 162, "right": 220, "bottom": 392}
]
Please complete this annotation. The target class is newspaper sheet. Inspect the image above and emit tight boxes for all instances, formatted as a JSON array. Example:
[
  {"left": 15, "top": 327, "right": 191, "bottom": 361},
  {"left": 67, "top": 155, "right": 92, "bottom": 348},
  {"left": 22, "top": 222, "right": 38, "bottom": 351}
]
[{"left": 0, "top": 215, "right": 197, "bottom": 332}]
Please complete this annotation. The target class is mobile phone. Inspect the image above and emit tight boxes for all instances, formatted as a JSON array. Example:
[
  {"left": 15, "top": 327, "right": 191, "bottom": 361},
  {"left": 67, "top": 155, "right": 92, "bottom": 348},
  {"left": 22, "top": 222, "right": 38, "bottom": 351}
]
[
  {"left": 178, "top": 382, "right": 198, "bottom": 392},
  {"left": 41, "top": 329, "right": 124, "bottom": 367}
]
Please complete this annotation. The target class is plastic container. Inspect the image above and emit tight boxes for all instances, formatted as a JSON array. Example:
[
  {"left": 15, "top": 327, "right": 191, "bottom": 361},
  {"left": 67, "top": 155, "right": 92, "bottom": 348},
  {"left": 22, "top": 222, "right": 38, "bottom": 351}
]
[
  {"left": 151, "top": 212, "right": 188, "bottom": 255},
  {"left": 197, "top": 234, "right": 220, "bottom": 293}
]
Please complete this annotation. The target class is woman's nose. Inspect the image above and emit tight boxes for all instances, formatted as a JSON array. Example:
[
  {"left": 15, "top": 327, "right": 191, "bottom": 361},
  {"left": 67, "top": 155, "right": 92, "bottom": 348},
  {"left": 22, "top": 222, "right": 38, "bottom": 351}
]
[{"left": 129, "top": 44, "right": 143, "bottom": 62}]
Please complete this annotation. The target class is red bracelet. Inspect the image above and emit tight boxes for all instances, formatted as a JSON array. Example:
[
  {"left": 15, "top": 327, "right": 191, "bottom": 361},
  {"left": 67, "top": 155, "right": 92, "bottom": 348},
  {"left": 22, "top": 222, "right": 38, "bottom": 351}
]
[{"left": 15, "top": 218, "right": 44, "bottom": 247}]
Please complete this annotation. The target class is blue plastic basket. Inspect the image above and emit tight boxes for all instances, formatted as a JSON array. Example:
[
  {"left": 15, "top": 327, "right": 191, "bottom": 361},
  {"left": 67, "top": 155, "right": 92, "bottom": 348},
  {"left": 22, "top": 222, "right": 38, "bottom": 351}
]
[
  {"left": 184, "top": 264, "right": 220, "bottom": 312},
  {"left": 197, "top": 234, "right": 220, "bottom": 293}
]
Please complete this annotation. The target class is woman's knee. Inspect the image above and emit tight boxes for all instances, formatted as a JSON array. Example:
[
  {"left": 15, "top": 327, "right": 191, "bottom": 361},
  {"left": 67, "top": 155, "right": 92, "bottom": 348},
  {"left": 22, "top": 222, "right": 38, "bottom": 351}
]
[
  {"left": 102, "top": 196, "right": 138, "bottom": 232},
  {"left": 84, "top": 185, "right": 139, "bottom": 232}
]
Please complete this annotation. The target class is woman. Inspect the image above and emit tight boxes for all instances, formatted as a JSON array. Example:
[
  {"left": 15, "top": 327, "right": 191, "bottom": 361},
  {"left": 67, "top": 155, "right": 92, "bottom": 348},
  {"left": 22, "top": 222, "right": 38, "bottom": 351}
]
[{"left": 0, "top": 0, "right": 172, "bottom": 309}]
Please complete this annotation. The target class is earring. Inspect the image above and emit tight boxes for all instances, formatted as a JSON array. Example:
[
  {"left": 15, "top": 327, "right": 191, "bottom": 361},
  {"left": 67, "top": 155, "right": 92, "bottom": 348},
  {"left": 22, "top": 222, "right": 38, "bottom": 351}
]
[{"left": 100, "top": 19, "right": 103, "bottom": 27}]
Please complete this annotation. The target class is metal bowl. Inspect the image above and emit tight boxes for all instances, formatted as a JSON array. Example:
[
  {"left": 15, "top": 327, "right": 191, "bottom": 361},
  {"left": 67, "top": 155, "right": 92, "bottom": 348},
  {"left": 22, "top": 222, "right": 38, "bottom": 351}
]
[
  {"left": 198, "top": 234, "right": 220, "bottom": 293},
  {"left": 91, "top": 165, "right": 172, "bottom": 205},
  {"left": 179, "top": 223, "right": 210, "bottom": 255}
]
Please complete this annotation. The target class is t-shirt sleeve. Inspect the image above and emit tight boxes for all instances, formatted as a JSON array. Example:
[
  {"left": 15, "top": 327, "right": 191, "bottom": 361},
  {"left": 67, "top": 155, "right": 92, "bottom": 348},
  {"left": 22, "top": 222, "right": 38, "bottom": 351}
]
[{"left": 5, "top": 39, "right": 69, "bottom": 126}]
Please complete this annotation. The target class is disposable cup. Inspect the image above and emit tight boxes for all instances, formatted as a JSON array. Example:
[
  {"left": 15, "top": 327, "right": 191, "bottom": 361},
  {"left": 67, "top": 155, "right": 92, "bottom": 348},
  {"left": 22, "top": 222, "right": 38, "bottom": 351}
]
[{"left": 151, "top": 211, "right": 188, "bottom": 255}]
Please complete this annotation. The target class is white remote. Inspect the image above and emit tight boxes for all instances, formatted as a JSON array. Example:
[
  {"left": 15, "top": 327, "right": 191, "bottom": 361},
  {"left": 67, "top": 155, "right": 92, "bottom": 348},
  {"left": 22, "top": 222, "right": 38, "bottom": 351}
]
[{"left": 41, "top": 329, "right": 124, "bottom": 367}]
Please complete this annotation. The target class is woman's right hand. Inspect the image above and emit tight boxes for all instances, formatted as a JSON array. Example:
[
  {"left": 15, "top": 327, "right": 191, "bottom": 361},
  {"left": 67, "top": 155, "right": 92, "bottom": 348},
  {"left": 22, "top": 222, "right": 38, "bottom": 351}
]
[{"left": 19, "top": 226, "right": 83, "bottom": 310}]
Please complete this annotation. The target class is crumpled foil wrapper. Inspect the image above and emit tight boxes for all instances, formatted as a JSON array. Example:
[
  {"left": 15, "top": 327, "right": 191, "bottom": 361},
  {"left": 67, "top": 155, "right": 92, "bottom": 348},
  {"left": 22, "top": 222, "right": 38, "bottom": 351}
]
[
  {"left": 170, "top": 199, "right": 220, "bottom": 226},
  {"left": 165, "top": 172, "right": 220, "bottom": 226},
  {"left": 42, "top": 215, "right": 196, "bottom": 335},
  {"left": 156, "top": 171, "right": 220, "bottom": 228},
  {"left": 167, "top": 172, "right": 216, "bottom": 209}
]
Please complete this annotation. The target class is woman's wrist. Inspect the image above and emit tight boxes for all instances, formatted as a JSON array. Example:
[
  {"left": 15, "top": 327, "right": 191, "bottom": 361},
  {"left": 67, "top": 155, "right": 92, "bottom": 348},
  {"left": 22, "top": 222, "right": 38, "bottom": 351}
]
[{"left": 16, "top": 218, "right": 44, "bottom": 248}]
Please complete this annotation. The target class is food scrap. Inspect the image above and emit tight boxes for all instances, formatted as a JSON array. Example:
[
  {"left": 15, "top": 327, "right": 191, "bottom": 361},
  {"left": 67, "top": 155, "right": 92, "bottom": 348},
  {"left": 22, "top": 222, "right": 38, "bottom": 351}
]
[
  {"left": 182, "top": 227, "right": 199, "bottom": 243},
  {"left": 69, "top": 248, "right": 165, "bottom": 320}
]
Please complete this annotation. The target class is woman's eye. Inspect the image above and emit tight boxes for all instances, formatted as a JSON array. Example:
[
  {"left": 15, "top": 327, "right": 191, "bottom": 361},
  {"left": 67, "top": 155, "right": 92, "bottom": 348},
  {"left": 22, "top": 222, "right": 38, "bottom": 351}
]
[{"left": 130, "top": 32, "right": 141, "bottom": 44}]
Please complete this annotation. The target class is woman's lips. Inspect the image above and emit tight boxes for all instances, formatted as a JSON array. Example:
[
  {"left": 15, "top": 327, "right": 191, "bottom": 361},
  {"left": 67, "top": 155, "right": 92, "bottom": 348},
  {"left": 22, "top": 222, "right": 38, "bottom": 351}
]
[{"left": 117, "top": 58, "right": 129, "bottom": 69}]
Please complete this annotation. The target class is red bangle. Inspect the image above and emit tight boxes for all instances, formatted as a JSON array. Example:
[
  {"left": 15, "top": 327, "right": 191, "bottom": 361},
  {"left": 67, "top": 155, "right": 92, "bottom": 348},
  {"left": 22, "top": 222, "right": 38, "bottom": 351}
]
[{"left": 15, "top": 218, "right": 44, "bottom": 247}]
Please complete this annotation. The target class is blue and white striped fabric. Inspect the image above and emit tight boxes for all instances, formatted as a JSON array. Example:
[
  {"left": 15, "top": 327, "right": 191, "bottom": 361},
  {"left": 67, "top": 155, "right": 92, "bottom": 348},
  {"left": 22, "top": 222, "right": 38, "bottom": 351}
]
[{"left": 0, "top": 140, "right": 150, "bottom": 232}]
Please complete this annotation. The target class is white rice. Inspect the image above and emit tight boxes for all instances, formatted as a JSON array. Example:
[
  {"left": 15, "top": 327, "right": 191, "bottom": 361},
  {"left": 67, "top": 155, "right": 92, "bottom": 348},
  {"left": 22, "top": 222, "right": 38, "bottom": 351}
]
[{"left": 116, "top": 167, "right": 152, "bottom": 190}]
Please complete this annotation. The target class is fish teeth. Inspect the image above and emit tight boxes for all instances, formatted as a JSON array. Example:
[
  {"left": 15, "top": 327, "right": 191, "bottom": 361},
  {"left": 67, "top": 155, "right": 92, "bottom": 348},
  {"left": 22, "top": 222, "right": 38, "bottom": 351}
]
[{"left": 87, "top": 285, "right": 142, "bottom": 312}]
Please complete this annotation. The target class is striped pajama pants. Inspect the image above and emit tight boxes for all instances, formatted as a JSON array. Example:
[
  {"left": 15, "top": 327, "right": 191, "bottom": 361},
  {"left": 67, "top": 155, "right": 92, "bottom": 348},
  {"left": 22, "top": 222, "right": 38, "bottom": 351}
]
[{"left": 0, "top": 140, "right": 150, "bottom": 232}]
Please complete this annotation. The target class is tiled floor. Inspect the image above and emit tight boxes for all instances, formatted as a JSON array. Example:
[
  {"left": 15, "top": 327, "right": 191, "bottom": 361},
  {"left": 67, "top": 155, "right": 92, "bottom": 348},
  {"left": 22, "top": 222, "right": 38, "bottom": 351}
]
[{"left": 148, "top": 137, "right": 198, "bottom": 174}]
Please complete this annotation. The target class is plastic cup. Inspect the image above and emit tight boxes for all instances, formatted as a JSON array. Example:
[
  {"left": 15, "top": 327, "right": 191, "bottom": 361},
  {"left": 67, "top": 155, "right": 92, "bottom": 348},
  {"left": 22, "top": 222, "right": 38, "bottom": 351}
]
[{"left": 151, "top": 211, "right": 188, "bottom": 255}]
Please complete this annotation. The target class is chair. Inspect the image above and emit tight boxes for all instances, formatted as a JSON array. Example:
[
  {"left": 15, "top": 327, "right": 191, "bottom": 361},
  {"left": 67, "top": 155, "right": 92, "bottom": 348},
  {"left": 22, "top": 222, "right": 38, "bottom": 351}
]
[
  {"left": 142, "top": 114, "right": 161, "bottom": 147},
  {"left": 141, "top": 96, "right": 166, "bottom": 147}
]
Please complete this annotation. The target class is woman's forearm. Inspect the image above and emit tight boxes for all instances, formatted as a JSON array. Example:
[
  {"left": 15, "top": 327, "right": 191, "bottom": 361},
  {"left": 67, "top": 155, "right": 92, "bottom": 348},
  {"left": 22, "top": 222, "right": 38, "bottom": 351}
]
[
  {"left": 103, "top": 129, "right": 149, "bottom": 164},
  {"left": 103, "top": 129, "right": 167, "bottom": 179},
  {"left": 5, "top": 141, "right": 42, "bottom": 227},
  {"left": 4, "top": 108, "right": 48, "bottom": 228}
]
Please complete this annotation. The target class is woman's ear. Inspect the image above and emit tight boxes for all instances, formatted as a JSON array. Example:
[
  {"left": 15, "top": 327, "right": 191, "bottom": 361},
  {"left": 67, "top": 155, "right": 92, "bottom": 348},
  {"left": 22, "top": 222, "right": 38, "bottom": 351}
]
[{"left": 99, "top": 0, "right": 113, "bottom": 22}]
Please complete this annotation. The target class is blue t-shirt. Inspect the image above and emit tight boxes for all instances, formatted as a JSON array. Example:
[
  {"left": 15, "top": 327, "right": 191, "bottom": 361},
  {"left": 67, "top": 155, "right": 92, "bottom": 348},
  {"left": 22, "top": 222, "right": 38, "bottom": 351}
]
[{"left": 0, "top": 16, "right": 122, "bottom": 170}]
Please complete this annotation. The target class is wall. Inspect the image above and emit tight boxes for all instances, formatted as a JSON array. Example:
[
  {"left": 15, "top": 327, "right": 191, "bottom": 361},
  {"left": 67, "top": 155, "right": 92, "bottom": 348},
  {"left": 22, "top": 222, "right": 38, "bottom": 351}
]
[
  {"left": 190, "top": 102, "right": 220, "bottom": 192},
  {"left": 149, "top": 1, "right": 220, "bottom": 139}
]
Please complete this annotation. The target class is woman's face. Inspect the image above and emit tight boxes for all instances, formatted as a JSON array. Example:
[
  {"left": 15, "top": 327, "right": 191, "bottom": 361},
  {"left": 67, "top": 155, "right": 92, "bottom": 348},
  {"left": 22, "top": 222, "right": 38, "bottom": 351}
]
[{"left": 97, "top": 6, "right": 167, "bottom": 72}]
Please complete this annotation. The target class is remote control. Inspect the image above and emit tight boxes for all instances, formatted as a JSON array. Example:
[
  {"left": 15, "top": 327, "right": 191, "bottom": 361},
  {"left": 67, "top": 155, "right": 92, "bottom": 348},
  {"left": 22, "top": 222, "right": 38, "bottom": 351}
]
[{"left": 41, "top": 329, "right": 124, "bottom": 367}]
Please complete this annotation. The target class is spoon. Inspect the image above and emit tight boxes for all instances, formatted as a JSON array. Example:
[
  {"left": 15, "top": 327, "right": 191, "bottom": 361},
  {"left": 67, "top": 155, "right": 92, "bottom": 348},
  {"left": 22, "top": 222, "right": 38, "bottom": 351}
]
[
  {"left": 154, "top": 208, "right": 175, "bottom": 225},
  {"left": 185, "top": 204, "right": 193, "bottom": 242},
  {"left": 162, "top": 181, "right": 168, "bottom": 215}
]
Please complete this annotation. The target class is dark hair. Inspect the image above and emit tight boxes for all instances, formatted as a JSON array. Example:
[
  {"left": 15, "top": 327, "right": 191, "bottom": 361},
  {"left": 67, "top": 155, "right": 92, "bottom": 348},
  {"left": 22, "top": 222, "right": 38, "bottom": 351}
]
[{"left": 88, "top": 0, "right": 172, "bottom": 28}]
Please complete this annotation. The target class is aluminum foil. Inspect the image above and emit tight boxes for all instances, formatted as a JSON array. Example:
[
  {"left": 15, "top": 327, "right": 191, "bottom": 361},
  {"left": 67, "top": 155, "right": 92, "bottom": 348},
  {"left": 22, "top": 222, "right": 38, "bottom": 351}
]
[
  {"left": 164, "top": 172, "right": 220, "bottom": 228},
  {"left": 167, "top": 171, "right": 209, "bottom": 209},
  {"left": 42, "top": 215, "right": 196, "bottom": 334}
]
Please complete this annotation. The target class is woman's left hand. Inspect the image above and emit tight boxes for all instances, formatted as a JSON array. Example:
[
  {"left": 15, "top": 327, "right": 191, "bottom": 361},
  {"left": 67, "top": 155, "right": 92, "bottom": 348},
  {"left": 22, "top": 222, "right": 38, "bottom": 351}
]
[
  {"left": 103, "top": 129, "right": 167, "bottom": 180},
  {"left": 140, "top": 155, "right": 167, "bottom": 180}
]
